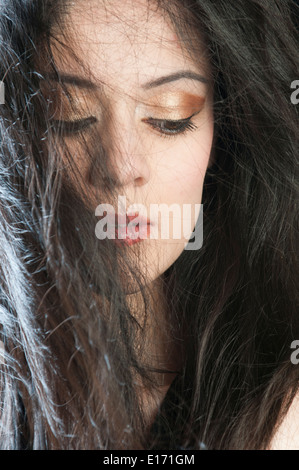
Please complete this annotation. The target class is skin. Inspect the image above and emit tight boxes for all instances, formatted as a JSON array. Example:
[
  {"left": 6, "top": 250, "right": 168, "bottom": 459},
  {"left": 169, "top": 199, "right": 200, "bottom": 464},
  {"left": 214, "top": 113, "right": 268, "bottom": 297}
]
[
  {"left": 47, "top": 0, "right": 214, "bottom": 425},
  {"left": 268, "top": 393, "right": 299, "bottom": 450}
]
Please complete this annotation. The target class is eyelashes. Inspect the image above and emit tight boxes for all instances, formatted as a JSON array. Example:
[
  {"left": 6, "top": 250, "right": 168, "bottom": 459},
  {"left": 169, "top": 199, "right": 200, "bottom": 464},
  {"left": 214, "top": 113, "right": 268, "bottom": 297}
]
[
  {"left": 141, "top": 114, "right": 198, "bottom": 137},
  {"left": 51, "top": 116, "right": 97, "bottom": 136},
  {"left": 52, "top": 113, "right": 199, "bottom": 138}
]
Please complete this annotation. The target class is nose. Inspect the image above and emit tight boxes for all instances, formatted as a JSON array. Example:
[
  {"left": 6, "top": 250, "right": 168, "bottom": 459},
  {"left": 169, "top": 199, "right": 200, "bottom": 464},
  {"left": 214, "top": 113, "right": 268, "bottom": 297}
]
[{"left": 109, "top": 119, "right": 151, "bottom": 188}]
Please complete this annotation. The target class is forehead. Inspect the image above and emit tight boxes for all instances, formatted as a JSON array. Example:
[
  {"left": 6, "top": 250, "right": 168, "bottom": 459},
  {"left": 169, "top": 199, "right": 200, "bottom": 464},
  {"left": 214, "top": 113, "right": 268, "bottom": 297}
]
[
  {"left": 65, "top": 0, "right": 178, "bottom": 47},
  {"left": 52, "top": 0, "right": 205, "bottom": 91}
]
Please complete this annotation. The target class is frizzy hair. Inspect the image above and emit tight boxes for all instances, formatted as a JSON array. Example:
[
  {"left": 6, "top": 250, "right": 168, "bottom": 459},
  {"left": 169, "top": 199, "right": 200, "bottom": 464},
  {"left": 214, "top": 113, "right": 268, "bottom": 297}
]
[{"left": 0, "top": 0, "right": 298, "bottom": 450}]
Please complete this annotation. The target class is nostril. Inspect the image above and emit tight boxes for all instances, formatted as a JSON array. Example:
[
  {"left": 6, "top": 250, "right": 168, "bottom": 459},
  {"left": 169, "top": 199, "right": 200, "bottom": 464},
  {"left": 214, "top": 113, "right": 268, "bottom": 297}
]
[
  {"left": 102, "top": 174, "right": 119, "bottom": 190},
  {"left": 134, "top": 176, "right": 146, "bottom": 187}
]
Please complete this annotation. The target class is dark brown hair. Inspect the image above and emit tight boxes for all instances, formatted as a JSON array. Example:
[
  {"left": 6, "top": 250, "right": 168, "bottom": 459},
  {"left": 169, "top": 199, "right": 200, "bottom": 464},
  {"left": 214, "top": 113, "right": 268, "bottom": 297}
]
[{"left": 0, "top": 0, "right": 298, "bottom": 449}]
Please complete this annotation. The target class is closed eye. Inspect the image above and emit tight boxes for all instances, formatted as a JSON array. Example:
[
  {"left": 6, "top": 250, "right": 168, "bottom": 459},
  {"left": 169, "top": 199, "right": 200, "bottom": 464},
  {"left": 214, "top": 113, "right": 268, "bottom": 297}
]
[
  {"left": 51, "top": 116, "right": 97, "bottom": 135},
  {"left": 142, "top": 113, "right": 199, "bottom": 137}
]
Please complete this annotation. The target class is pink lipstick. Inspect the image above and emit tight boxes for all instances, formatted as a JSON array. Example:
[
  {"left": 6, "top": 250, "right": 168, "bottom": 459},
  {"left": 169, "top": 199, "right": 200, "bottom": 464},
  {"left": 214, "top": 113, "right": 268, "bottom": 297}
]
[{"left": 113, "top": 212, "right": 152, "bottom": 246}]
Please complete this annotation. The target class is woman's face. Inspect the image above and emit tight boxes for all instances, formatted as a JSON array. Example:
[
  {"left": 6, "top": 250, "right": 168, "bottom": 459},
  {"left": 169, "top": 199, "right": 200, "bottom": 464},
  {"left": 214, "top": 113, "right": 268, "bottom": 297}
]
[{"left": 50, "top": 0, "right": 214, "bottom": 284}]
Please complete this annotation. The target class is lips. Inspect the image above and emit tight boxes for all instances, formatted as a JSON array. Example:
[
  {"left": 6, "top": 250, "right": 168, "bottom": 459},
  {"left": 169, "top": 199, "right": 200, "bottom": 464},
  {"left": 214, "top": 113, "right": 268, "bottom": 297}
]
[{"left": 104, "top": 212, "right": 152, "bottom": 245}]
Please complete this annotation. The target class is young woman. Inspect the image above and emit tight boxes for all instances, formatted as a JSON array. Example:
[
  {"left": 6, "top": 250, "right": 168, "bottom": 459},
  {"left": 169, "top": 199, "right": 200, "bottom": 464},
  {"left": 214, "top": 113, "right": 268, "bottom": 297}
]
[{"left": 0, "top": 0, "right": 298, "bottom": 450}]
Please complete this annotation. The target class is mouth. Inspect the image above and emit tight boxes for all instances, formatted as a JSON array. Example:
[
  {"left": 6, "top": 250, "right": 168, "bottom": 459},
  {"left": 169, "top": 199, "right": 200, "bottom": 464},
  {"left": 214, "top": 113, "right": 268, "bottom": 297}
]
[{"left": 107, "top": 212, "right": 152, "bottom": 246}]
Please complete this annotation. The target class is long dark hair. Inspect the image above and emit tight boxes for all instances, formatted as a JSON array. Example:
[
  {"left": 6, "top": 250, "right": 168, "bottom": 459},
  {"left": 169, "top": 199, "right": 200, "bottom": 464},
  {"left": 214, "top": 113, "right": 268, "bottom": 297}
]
[{"left": 0, "top": 0, "right": 298, "bottom": 450}]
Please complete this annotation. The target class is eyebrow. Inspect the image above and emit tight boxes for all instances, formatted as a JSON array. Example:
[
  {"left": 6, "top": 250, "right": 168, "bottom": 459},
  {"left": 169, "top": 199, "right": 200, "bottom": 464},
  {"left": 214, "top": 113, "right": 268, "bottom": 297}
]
[
  {"left": 45, "top": 73, "right": 99, "bottom": 89},
  {"left": 142, "top": 71, "right": 208, "bottom": 89},
  {"left": 45, "top": 70, "right": 208, "bottom": 90}
]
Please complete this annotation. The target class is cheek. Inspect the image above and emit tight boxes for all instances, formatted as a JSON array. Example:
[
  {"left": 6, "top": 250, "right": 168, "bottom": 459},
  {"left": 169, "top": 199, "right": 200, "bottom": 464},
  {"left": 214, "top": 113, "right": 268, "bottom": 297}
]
[{"left": 162, "top": 134, "right": 213, "bottom": 202}]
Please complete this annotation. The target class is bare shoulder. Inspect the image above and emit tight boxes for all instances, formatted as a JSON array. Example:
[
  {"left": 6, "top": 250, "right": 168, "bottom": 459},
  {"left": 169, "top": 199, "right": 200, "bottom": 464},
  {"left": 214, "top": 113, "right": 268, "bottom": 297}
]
[{"left": 268, "top": 392, "right": 299, "bottom": 450}]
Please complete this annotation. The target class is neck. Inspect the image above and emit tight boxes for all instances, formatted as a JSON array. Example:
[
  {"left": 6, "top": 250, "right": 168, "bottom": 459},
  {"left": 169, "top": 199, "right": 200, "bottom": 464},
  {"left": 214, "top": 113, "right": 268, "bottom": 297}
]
[
  {"left": 126, "top": 276, "right": 184, "bottom": 428},
  {"left": 126, "top": 276, "right": 183, "bottom": 380}
]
